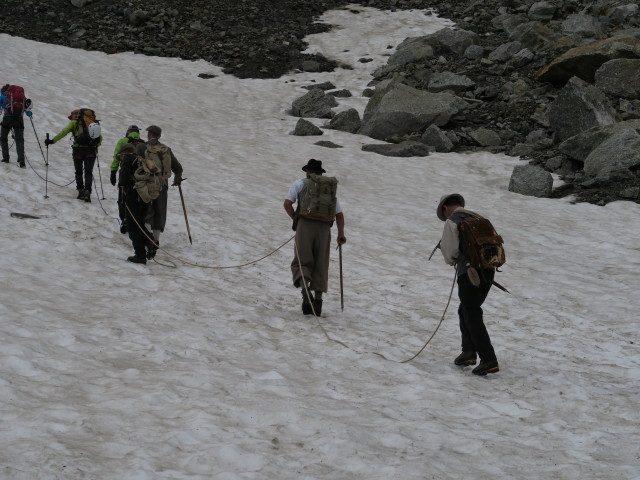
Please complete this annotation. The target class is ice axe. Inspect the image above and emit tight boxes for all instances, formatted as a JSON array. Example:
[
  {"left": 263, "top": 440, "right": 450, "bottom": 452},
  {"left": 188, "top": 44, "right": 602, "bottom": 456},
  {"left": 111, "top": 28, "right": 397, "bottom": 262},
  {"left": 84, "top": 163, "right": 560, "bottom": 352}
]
[{"left": 176, "top": 178, "right": 192, "bottom": 244}]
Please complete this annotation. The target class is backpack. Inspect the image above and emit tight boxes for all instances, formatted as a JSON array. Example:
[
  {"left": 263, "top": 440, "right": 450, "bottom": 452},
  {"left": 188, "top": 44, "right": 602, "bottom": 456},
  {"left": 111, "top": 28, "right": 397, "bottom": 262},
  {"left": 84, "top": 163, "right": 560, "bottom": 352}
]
[
  {"left": 143, "top": 143, "right": 172, "bottom": 181},
  {"left": 5, "top": 85, "right": 26, "bottom": 115},
  {"left": 133, "top": 155, "right": 163, "bottom": 204},
  {"left": 457, "top": 211, "right": 506, "bottom": 270},
  {"left": 299, "top": 174, "right": 338, "bottom": 223},
  {"left": 73, "top": 108, "right": 101, "bottom": 146}
]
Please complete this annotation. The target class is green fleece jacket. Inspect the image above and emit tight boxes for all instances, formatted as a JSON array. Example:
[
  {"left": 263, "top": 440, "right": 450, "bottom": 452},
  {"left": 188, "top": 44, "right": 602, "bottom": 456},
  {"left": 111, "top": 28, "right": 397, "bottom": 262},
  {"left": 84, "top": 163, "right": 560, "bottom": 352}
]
[
  {"left": 110, "top": 131, "right": 141, "bottom": 171},
  {"left": 52, "top": 120, "right": 103, "bottom": 148}
]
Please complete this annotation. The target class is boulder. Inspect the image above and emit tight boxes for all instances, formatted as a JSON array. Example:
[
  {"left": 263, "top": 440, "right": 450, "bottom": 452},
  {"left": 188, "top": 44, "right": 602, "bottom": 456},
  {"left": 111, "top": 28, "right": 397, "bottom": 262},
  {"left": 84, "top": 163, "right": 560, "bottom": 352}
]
[
  {"left": 488, "top": 41, "right": 524, "bottom": 63},
  {"left": 508, "top": 21, "right": 558, "bottom": 51},
  {"left": 362, "top": 141, "right": 432, "bottom": 157},
  {"left": 421, "top": 125, "right": 454, "bottom": 152},
  {"left": 469, "top": 127, "right": 502, "bottom": 146},
  {"left": 583, "top": 128, "right": 640, "bottom": 176},
  {"left": 527, "top": 2, "right": 556, "bottom": 22},
  {"left": 327, "top": 108, "right": 361, "bottom": 134},
  {"left": 536, "top": 35, "right": 640, "bottom": 86},
  {"left": 559, "top": 119, "right": 640, "bottom": 161},
  {"left": 594, "top": 59, "right": 640, "bottom": 99},
  {"left": 292, "top": 118, "right": 323, "bottom": 136},
  {"left": 360, "top": 81, "right": 467, "bottom": 141},
  {"left": 291, "top": 88, "right": 337, "bottom": 119},
  {"left": 427, "top": 71, "right": 476, "bottom": 93},
  {"left": 561, "top": 14, "right": 602, "bottom": 39},
  {"left": 547, "top": 76, "right": 616, "bottom": 142},
  {"left": 508, "top": 164, "right": 553, "bottom": 197}
]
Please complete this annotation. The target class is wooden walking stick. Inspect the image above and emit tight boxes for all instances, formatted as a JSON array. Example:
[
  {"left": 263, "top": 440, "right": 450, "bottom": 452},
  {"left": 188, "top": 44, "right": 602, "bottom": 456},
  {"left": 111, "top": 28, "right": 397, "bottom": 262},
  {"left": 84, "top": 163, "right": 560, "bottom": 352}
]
[{"left": 177, "top": 181, "right": 192, "bottom": 244}]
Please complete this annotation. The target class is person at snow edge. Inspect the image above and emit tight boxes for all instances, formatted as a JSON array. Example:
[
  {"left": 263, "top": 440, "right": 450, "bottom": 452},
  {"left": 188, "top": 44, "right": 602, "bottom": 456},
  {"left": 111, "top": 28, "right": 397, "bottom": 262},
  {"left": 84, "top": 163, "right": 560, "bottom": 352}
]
[
  {"left": 0, "top": 84, "right": 33, "bottom": 168},
  {"left": 284, "top": 159, "right": 346, "bottom": 316},
  {"left": 45, "top": 109, "right": 102, "bottom": 202},
  {"left": 437, "top": 193, "right": 499, "bottom": 376}
]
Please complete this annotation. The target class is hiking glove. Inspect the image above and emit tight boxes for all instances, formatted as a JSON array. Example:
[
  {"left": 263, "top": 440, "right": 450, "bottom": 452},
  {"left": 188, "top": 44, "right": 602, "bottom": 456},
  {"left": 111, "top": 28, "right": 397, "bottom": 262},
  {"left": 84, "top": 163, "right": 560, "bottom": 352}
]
[
  {"left": 25, "top": 111, "right": 32, "bottom": 118},
  {"left": 110, "top": 170, "right": 117, "bottom": 186},
  {"left": 172, "top": 176, "right": 182, "bottom": 186},
  {"left": 44, "top": 138, "right": 54, "bottom": 146}
]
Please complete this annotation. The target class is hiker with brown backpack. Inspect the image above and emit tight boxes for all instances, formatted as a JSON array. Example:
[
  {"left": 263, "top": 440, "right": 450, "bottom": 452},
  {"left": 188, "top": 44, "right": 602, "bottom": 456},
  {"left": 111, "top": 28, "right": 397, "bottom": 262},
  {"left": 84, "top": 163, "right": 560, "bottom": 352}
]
[
  {"left": 284, "top": 159, "right": 346, "bottom": 316},
  {"left": 437, "top": 193, "right": 505, "bottom": 376},
  {"left": 0, "top": 84, "right": 33, "bottom": 169},
  {"left": 45, "top": 108, "right": 102, "bottom": 202},
  {"left": 134, "top": 125, "right": 183, "bottom": 259}
]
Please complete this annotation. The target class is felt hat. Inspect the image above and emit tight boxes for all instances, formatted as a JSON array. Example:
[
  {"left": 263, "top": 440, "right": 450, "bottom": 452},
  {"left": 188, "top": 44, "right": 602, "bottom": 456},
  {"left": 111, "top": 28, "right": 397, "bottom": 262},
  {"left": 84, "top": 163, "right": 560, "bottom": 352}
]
[
  {"left": 146, "top": 125, "right": 162, "bottom": 136},
  {"left": 437, "top": 193, "right": 465, "bottom": 221},
  {"left": 302, "top": 158, "right": 325, "bottom": 173},
  {"left": 127, "top": 124, "right": 140, "bottom": 133},
  {"left": 118, "top": 143, "right": 135, "bottom": 154}
]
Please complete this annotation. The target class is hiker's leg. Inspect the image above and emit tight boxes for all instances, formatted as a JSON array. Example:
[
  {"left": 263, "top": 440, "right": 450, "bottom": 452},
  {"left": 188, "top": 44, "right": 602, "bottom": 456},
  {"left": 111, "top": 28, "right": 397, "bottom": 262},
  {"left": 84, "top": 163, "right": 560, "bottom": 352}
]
[
  {"left": 0, "top": 122, "right": 10, "bottom": 161},
  {"left": 84, "top": 154, "right": 96, "bottom": 193},
  {"left": 126, "top": 194, "right": 149, "bottom": 258},
  {"left": 291, "top": 218, "right": 315, "bottom": 288},
  {"left": 72, "top": 152, "right": 84, "bottom": 191},
  {"left": 310, "top": 221, "right": 331, "bottom": 293},
  {"left": 13, "top": 124, "right": 25, "bottom": 163},
  {"left": 458, "top": 272, "right": 496, "bottom": 362}
]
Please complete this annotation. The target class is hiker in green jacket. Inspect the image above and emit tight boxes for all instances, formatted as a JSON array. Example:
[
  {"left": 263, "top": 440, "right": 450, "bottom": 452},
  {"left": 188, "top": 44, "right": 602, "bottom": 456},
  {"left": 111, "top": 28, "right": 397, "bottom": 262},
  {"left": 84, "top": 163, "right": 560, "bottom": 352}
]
[
  {"left": 110, "top": 125, "right": 143, "bottom": 233},
  {"left": 45, "top": 109, "right": 102, "bottom": 202}
]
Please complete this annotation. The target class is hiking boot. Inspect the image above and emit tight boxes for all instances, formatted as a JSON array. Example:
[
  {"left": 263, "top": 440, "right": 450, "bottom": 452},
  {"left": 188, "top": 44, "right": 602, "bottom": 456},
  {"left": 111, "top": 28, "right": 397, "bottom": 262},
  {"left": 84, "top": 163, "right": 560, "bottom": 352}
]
[
  {"left": 313, "top": 298, "right": 323, "bottom": 316},
  {"left": 127, "top": 255, "right": 147, "bottom": 265},
  {"left": 472, "top": 360, "right": 500, "bottom": 376},
  {"left": 19, "top": 161, "right": 25, "bottom": 168},
  {"left": 1, "top": 158, "right": 8, "bottom": 163},
  {"left": 146, "top": 244, "right": 158, "bottom": 260},
  {"left": 77, "top": 190, "right": 84, "bottom": 199},
  {"left": 454, "top": 350, "right": 477, "bottom": 366},
  {"left": 82, "top": 190, "right": 91, "bottom": 202},
  {"left": 301, "top": 289, "right": 314, "bottom": 315},
  {"left": 120, "top": 221, "right": 128, "bottom": 234}
]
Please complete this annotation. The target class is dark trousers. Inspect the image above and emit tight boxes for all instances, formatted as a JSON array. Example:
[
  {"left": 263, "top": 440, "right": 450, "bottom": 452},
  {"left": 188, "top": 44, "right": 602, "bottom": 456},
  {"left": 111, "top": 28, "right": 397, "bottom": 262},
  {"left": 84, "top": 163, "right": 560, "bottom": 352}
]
[
  {"left": 117, "top": 187, "right": 126, "bottom": 223},
  {"left": 125, "top": 193, "right": 152, "bottom": 258},
  {"left": 457, "top": 269, "right": 497, "bottom": 362},
  {"left": 0, "top": 116, "right": 25, "bottom": 163},
  {"left": 72, "top": 148, "right": 97, "bottom": 192}
]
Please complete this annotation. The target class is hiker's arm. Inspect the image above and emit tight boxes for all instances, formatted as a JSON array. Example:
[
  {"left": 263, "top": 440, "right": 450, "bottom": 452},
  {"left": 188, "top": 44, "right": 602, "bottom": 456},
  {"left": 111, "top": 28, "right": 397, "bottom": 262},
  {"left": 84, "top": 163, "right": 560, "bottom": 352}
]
[
  {"left": 52, "top": 120, "right": 76, "bottom": 144},
  {"left": 440, "top": 220, "right": 459, "bottom": 265},
  {"left": 170, "top": 149, "right": 183, "bottom": 180},
  {"left": 284, "top": 199, "right": 295, "bottom": 219},
  {"left": 335, "top": 212, "right": 346, "bottom": 245}
]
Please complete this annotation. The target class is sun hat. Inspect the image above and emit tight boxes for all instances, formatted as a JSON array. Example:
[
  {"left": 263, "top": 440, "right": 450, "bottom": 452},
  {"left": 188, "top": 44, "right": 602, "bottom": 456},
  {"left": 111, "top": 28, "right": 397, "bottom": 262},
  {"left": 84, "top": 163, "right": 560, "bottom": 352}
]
[
  {"left": 302, "top": 158, "right": 326, "bottom": 173},
  {"left": 437, "top": 193, "right": 465, "bottom": 221}
]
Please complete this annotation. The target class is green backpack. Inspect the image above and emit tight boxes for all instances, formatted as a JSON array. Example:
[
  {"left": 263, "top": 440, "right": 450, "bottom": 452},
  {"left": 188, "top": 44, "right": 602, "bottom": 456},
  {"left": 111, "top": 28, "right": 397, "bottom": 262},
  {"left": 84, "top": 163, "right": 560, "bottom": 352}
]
[
  {"left": 299, "top": 174, "right": 338, "bottom": 223},
  {"left": 133, "top": 155, "right": 163, "bottom": 204}
]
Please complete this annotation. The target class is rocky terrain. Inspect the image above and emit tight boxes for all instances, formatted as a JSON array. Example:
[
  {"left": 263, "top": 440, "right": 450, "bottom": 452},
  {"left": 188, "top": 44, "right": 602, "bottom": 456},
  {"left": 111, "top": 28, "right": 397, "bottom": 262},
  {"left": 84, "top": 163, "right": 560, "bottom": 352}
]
[{"left": 2, "top": 0, "right": 640, "bottom": 205}]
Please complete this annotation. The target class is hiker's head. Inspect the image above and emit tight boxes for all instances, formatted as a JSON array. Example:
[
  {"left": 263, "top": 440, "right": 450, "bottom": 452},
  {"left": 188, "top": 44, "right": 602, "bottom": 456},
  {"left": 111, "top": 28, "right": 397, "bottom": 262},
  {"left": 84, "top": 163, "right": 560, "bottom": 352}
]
[
  {"left": 1, "top": 84, "right": 8, "bottom": 93},
  {"left": 127, "top": 124, "right": 140, "bottom": 135},
  {"left": 302, "top": 158, "right": 326, "bottom": 175},
  {"left": 437, "top": 193, "right": 465, "bottom": 221},
  {"left": 118, "top": 143, "right": 136, "bottom": 157},
  {"left": 146, "top": 125, "right": 162, "bottom": 138}
]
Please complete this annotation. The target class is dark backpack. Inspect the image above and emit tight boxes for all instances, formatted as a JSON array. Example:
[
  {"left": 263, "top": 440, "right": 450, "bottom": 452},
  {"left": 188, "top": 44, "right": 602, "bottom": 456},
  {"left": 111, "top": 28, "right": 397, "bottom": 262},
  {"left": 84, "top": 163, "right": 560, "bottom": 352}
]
[
  {"left": 299, "top": 174, "right": 338, "bottom": 223},
  {"left": 73, "top": 108, "right": 101, "bottom": 146},
  {"left": 5, "top": 85, "right": 26, "bottom": 115},
  {"left": 457, "top": 211, "right": 506, "bottom": 270}
]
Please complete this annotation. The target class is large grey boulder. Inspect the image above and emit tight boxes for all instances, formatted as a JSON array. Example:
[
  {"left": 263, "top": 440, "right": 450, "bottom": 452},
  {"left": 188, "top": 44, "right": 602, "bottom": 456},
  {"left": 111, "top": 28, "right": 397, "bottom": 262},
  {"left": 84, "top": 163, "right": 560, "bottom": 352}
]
[
  {"left": 362, "top": 141, "right": 432, "bottom": 157},
  {"left": 559, "top": 120, "right": 640, "bottom": 161},
  {"left": 421, "top": 125, "right": 454, "bottom": 152},
  {"left": 469, "top": 127, "right": 502, "bottom": 146},
  {"left": 418, "top": 27, "right": 480, "bottom": 57},
  {"left": 508, "top": 21, "right": 558, "bottom": 51},
  {"left": 327, "top": 108, "right": 361, "bottom": 134},
  {"left": 292, "top": 118, "right": 323, "bottom": 136},
  {"left": 508, "top": 164, "right": 553, "bottom": 197},
  {"left": 488, "top": 41, "right": 524, "bottom": 63},
  {"left": 562, "top": 14, "right": 602, "bottom": 39},
  {"left": 427, "top": 71, "right": 476, "bottom": 93},
  {"left": 583, "top": 128, "right": 640, "bottom": 176},
  {"left": 536, "top": 35, "right": 640, "bottom": 85},
  {"left": 547, "top": 76, "right": 616, "bottom": 142},
  {"left": 594, "top": 59, "right": 640, "bottom": 99},
  {"left": 360, "top": 81, "right": 467, "bottom": 141},
  {"left": 386, "top": 37, "right": 435, "bottom": 68},
  {"left": 291, "top": 88, "right": 337, "bottom": 119},
  {"left": 527, "top": 2, "right": 556, "bottom": 22}
]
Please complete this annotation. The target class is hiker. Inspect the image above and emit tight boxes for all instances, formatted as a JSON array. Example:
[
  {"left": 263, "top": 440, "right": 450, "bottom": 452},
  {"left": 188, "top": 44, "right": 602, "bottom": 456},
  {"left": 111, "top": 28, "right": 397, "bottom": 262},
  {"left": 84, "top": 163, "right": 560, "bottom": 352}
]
[
  {"left": 0, "top": 84, "right": 33, "bottom": 168},
  {"left": 117, "top": 143, "right": 154, "bottom": 264},
  {"left": 110, "top": 125, "right": 144, "bottom": 234},
  {"left": 45, "top": 109, "right": 102, "bottom": 202},
  {"left": 134, "top": 125, "right": 183, "bottom": 259},
  {"left": 283, "top": 158, "right": 346, "bottom": 316},
  {"left": 437, "top": 193, "right": 499, "bottom": 376}
]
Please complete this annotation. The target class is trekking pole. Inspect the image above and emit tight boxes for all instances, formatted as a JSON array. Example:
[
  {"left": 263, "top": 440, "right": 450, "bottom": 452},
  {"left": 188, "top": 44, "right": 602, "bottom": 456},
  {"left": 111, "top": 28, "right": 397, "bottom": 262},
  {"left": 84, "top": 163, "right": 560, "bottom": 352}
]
[
  {"left": 44, "top": 133, "right": 50, "bottom": 199},
  {"left": 428, "top": 241, "right": 441, "bottom": 261},
  {"left": 177, "top": 181, "right": 192, "bottom": 244},
  {"left": 338, "top": 244, "right": 344, "bottom": 311},
  {"left": 29, "top": 116, "right": 47, "bottom": 165},
  {"left": 95, "top": 152, "right": 105, "bottom": 200}
]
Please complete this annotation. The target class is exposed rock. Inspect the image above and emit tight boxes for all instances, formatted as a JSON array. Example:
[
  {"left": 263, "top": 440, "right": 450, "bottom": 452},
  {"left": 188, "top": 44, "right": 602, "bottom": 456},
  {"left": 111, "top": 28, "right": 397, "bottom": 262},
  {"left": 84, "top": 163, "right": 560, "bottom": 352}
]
[
  {"left": 327, "top": 108, "right": 361, "bottom": 134},
  {"left": 292, "top": 118, "right": 323, "bottom": 136},
  {"left": 508, "top": 164, "right": 553, "bottom": 197},
  {"left": 362, "top": 141, "right": 432, "bottom": 157},
  {"left": 594, "top": 59, "right": 640, "bottom": 99},
  {"left": 291, "top": 88, "right": 337, "bottom": 119},
  {"left": 583, "top": 128, "right": 640, "bottom": 176},
  {"left": 421, "top": 125, "right": 454, "bottom": 152}
]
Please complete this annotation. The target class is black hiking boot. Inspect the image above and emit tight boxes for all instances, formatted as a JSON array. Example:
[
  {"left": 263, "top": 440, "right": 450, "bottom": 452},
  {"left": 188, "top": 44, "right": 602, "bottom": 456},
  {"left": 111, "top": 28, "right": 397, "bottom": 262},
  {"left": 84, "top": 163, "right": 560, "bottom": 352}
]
[
  {"left": 472, "top": 360, "right": 500, "bottom": 376},
  {"left": 19, "top": 161, "right": 25, "bottom": 168},
  {"left": 313, "top": 298, "right": 322, "bottom": 316},
  {"left": 454, "top": 351, "right": 477, "bottom": 366},
  {"left": 147, "top": 242, "right": 158, "bottom": 260},
  {"left": 82, "top": 190, "right": 91, "bottom": 202},
  {"left": 1, "top": 158, "right": 8, "bottom": 163},
  {"left": 120, "top": 220, "right": 128, "bottom": 234},
  {"left": 301, "top": 289, "right": 314, "bottom": 315},
  {"left": 77, "top": 189, "right": 84, "bottom": 199},
  {"left": 127, "top": 255, "right": 147, "bottom": 265}
]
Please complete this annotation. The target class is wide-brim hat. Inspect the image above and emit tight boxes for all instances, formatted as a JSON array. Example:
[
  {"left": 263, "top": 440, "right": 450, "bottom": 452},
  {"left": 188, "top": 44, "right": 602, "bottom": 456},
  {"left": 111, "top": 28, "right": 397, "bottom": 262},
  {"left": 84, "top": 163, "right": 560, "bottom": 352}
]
[
  {"left": 302, "top": 158, "right": 325, "bottom": 173},
  {"left": 437, "top": 193, "right": 465, "bottom": 221},
  {"left": 146, "top": 125, "right": 162, "bottom": 136}
]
